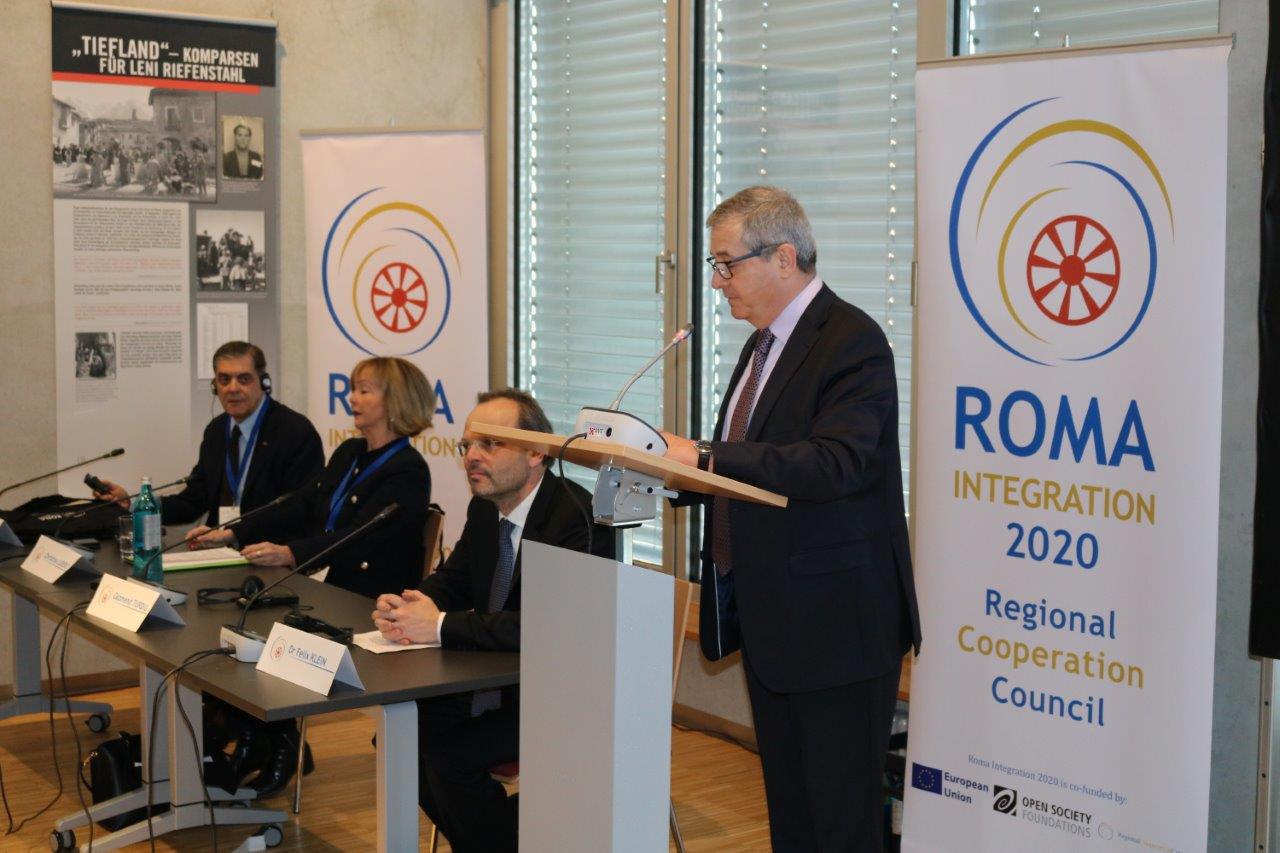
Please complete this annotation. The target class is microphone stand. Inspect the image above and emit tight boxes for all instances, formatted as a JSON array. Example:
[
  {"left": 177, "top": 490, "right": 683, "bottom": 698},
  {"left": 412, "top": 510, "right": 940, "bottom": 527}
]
[
  {"left": 221, "top": 502, "right": 400, "bottom": 662},
  {"left": 0, "top": 448, "right": 125, "bottom": 502}
]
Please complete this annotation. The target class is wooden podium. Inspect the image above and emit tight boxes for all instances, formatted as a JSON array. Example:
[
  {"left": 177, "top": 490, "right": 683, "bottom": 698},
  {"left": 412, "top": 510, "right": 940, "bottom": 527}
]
[{"left": 471, "top": 424, "right": 783, "bottom": 852}]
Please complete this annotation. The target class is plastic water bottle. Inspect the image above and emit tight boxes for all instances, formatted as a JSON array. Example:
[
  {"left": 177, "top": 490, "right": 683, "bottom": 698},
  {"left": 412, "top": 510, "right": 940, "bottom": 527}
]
[{"left": 131, "top": 476, "right": 163, "bottom": 582}]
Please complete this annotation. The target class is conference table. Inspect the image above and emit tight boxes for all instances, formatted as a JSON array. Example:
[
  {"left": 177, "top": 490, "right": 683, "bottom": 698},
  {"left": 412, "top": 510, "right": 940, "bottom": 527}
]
[{"left": 0, "top": 538, "right": 520, "bottom": 852}]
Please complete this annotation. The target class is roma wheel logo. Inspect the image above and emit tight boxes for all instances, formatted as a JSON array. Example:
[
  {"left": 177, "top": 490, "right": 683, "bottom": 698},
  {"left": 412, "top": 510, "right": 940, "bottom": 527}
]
[
  {"left": 1026, "top": 215, "right": 1119, "bottom": 326},
  {"left": 371, "top": 262, "right": 428, "bottom": 333}
]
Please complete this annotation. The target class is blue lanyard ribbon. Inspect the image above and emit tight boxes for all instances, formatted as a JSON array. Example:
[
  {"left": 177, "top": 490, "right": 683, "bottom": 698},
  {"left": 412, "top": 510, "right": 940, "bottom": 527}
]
[
  {"left": 325, "top": 437, "right": 408, "bottom": 532},
  {"left": 224, "top": 396, "right": 269, "bottom": 504}
]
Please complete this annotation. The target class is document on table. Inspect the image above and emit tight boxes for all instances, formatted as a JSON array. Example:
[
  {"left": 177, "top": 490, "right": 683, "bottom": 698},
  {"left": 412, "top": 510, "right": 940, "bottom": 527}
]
[
  {"left": 352, "top": 630, "right": 440, "bottom": 653},
  {"left": 163, "top": 547, "right": 249, "bottom": 571}
]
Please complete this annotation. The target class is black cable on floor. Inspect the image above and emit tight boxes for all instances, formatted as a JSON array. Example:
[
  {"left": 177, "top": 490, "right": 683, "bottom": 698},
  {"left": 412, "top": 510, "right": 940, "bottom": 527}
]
[
  {"left": 59, "top": 611, "right": 93, "bottom": 850},
  {"left": 7, "top": 603, "right": 87, "bottom": 836}
]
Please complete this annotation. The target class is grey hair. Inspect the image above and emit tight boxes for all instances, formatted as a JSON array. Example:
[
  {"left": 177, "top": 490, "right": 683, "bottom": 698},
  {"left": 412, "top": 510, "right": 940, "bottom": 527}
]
[{"left": 706, "top": 185, "right": 817, "bottom": 274}]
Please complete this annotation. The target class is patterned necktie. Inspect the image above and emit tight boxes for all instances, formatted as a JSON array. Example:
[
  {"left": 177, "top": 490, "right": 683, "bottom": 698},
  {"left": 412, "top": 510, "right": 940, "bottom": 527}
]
[
  {"left": 221, "top": 424, "right": 242, "bottom": 506},
  {"left": 711, "top": 329, "right": 776, "bottom": 575},
  {"left": 473, "top": 518, "right": 517, "bottom": 716}
]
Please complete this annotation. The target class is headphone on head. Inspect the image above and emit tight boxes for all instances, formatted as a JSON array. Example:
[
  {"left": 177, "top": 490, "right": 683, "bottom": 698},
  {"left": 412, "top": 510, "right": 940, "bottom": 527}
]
[
  {"left": 210, "top": 371, "right": 272, "bottom": 396},
  {"left": 196, "top": 573, "right": 297, "bottom": 608}
]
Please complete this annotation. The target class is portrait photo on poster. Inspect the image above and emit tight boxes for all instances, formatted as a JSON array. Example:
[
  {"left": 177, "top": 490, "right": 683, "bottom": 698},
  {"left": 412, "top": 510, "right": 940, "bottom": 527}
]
[
  {"left": 52, "top": 81, "right": 216, "bottom": 202},
  {"left": 221, "top": 115, "right": 265, "bottom": 181},
  {"left": 196, "top": 209, "right": 267, "bottom": 296},
  {"left": 74, "top": 332, "right": 117, "bottom": 380}
]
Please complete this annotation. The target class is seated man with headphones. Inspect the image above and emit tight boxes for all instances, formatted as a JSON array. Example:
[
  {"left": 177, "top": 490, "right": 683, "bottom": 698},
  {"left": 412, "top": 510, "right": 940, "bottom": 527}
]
[{"left": 93, "top": 340, "right": 324, "bottom": 537}]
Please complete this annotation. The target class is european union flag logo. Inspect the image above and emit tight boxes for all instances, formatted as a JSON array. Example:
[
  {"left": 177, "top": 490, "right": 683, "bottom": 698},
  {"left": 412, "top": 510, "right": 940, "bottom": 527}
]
[{"left": 911, "top": 763, "right": 943, "bottom": 795}]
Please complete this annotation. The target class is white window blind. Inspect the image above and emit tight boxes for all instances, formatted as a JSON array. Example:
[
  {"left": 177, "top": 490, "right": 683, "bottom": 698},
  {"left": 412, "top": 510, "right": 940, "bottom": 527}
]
[
  {"left": 960, "top": 0, "right": 1219, "bottom": 54},
  {"left": 516, "top": 0, "right": 670, "bottom": 565},
  {"left": 699, "top": 0, "right": 916, "bottom": 506}
]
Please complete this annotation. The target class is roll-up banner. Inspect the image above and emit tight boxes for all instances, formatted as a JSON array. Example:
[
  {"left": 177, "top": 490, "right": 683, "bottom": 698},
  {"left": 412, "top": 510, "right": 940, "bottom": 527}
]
[
  {"left": 51, "top": 2, "right": 280, "bottom": 496},
  {"left": 905, "top": 40, "right": 1229, "bottom": 852},
  {"left": 301, "top": 132, "right": 489, "bottom": 549}
]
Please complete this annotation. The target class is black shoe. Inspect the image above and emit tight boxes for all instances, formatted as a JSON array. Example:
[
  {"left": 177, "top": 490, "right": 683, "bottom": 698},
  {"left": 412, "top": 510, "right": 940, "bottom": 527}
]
[
  {"left": 248, "top": 728, "right": 301, "bottom": 799},
  {"left": 226, "top": 723, "right": 271, "bottom": 790}
]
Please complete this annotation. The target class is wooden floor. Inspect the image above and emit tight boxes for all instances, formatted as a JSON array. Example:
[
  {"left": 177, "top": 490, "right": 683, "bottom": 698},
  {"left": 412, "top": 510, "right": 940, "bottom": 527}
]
[{"left": 0, "top": 687, "right": 772, "bottom": 851}]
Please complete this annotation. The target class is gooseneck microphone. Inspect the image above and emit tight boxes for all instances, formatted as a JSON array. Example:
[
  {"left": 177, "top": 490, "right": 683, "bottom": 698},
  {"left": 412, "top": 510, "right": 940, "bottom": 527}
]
[
  {"left": 221, "top": 502, "right": 400, "bottom": 662},
  {"left": 610, "top": 323, "right": 695, "bottom": 411},
  {"left": 0, "top": 448, "right": 125, "bottom": 500}
]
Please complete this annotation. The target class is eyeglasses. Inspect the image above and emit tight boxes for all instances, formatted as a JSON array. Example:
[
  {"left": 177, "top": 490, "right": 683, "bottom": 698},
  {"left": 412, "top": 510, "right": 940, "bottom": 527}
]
[
  {"left": 455, "top": 438, "right": 507, "bottom": 457},
  {"left": 705, "top": 244, "right": 780, "bottom": 279}
]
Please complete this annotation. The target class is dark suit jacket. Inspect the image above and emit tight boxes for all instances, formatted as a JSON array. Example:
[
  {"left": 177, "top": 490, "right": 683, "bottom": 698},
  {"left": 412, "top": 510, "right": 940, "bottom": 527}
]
[
  {"left": 222, "top": 148, "right": 263, "bottom": 179},
  {"left": 233, "top": 437, "right": 431, "bottom": 599},
  {"left": 161, "top": 398, "right": 323, "bottom": 540},
  {"left": 420, "top": 471, "right": 615, "bottom": 655},
  {"left": 696, "top": 284, "right": 922, "bottom": 694}
]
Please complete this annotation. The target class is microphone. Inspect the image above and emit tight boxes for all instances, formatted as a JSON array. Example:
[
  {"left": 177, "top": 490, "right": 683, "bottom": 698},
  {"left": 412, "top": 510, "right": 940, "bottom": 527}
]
[
  {"left": 610, "top": 323, "right": 694, "bottom": 410},
  {"left": 573, "top": 324, "right": 695, "bottom": 456},
  {"left": 221, "top": 502, "right": 400, "bottom": 662},
  {"left": 0, "top": 448, "right": 125, "bottom": 500}
]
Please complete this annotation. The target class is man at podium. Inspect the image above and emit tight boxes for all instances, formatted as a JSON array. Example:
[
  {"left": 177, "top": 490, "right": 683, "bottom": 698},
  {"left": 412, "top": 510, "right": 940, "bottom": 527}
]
[
  {"left": 371, "top": 388, "right": 614, "bottom": 853},
  {"left": 663, "top": 186, "right": 922, "bottom": 852}
]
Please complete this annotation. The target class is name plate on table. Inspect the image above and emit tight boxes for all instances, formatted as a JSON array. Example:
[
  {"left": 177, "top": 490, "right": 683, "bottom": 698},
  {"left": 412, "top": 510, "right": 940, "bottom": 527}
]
[
  {"left": 21, "top": 535, "right": 99, "bottom": 584},
  {"left": 256, "top": 623, "right": 364, "bottom": 695},
  {"left": 87, "top": 574, "right": 186, "bottom": 631},
  {"left": 0, "top": 520, "right": 22, "bottom": 547}
]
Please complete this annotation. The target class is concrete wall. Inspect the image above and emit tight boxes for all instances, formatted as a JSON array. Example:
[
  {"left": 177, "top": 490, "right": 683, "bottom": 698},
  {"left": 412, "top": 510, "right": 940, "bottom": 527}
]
[
  {"left": 1209, "top": 0, "right": 1266, "bottom": 847},
  {"left": 0, "top": 0, "right": 489, "bottom": 686}
]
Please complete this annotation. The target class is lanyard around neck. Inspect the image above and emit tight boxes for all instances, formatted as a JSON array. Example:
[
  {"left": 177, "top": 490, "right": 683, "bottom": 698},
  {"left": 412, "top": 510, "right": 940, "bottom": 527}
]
[
  {"left": 325, "top": 437, "right": 408, "bottom": 532},
  {"left": 224, "top": 396, "right": 269, "bottom": 503}
]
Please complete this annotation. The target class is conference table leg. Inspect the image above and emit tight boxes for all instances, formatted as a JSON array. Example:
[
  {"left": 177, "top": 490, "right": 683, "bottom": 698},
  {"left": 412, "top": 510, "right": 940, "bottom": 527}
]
[
  {"left": 369, "top": 700, "right": 419, "bottom": 852},
  {"left": 0, "top": 591, "right": 113, "bottom": 721}
]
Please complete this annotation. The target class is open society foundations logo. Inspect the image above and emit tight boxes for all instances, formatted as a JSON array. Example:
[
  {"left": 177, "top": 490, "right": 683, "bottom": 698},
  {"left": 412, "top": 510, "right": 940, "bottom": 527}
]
[
  {"left": 949, "top": 97, "right": 1175, "bottom": 366},
  {"left": 321, "top": 187, "right": 459, "bottom": 357}
]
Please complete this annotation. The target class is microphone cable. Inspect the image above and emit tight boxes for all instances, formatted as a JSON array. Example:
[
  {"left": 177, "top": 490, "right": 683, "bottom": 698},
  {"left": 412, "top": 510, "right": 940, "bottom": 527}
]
[
  {"left": 556, "top": 432, "right": 593, "bottom": 556},
  {"left": 4, "top": 601, "right": 88, "bottom": 837},
  {"left": 144, "top": 647, "right": 233, "bottom": 853},
  {"left": 58, "top": 610, "right": 95, "bottom": 851}
]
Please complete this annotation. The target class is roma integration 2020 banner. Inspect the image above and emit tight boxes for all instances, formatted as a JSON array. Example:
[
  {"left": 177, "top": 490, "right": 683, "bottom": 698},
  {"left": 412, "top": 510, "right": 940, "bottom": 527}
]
[
  {"left": 302, "top": 132, "right": 489, "bottom": 550},
  {"left": 904, "top": 41, "right": 1229, "bottom": 852}
]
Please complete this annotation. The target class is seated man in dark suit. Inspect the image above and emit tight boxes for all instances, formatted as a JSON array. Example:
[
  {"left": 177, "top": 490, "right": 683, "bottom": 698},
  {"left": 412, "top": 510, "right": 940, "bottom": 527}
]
[
  {"left": 93, "top": 340, "right": 323, "bottom": 542},
  {"left": 372, "top": 388, "right": 614, "bottom": 853}
]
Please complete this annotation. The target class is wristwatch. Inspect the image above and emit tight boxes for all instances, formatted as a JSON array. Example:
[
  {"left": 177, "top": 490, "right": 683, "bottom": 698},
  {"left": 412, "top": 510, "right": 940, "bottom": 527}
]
[{"left": 694, "top": 440, "right": 713, "bottom": 471}]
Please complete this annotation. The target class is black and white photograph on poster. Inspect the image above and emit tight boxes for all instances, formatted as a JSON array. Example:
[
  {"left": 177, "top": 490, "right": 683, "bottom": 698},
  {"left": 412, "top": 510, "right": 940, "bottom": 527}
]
[
  {"left": 196, "top": 209, "right": 267, "bottom": 294},
  {"left": 221, "top": 115, "right": 265, "bottom": 180},
  {"left": 52, "top": 81, "right": 216, "bottom": 201},
  {"left": 75, "top": 332, "right": 117, "bottom": 379}
]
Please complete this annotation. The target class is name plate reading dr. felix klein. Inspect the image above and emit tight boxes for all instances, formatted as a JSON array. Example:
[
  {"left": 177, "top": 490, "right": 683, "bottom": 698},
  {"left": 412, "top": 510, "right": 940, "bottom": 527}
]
[
  {"left": 256, "top": 623, "right": 364, "bottom": 696},
  {"left": 86, "top": 575, "right": 186, "bottom": 632},
  {"left": 20, "top": 535, "right": 100, "bottom": 584}
]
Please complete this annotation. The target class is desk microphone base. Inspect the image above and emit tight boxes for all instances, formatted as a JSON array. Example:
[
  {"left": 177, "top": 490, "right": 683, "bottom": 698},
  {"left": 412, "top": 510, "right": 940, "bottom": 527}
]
[{"left": 220, "top": 625, "right": 267, "bottom": 662}]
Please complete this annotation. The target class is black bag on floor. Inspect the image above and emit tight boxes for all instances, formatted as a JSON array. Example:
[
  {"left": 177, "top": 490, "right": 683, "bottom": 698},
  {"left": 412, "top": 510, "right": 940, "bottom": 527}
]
[{"left": 80, "top": 730, "right": 168, "bottom": 831}]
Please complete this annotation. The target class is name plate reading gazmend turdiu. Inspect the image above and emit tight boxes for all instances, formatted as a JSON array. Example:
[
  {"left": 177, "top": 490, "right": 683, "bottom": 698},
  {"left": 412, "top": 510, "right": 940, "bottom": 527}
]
[
  {"left": 86, "top": 574, "right": 186, "bottom": 632},
  {"left": 256, "top": 622, "right": 364, "bottom": 696},
  {"left": 20, "top": 535, "right": 99, "bottom": 584}
]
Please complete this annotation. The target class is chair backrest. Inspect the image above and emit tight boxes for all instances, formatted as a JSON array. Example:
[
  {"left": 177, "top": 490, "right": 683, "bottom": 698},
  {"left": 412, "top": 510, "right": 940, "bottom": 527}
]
[
  {"left": 671, "top": 578, "right": 694, "bottom": 695},
  {"left": 422, "top": 503, "right": 446, "bottom": 578}
]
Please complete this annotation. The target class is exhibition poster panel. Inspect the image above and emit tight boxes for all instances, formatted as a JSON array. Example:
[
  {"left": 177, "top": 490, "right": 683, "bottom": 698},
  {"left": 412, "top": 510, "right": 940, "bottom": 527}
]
[{"left": 51, "top": 2, "right": 279, "bottom": 494}]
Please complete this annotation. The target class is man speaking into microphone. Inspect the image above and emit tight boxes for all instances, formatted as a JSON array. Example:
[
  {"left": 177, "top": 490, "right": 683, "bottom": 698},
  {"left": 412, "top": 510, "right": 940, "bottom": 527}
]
[
  {"left": 662, "top": 186, "right": 921, "bottom": 852},
  {"left": 94, "top": 340, "right": 323, "bottom": 541}
]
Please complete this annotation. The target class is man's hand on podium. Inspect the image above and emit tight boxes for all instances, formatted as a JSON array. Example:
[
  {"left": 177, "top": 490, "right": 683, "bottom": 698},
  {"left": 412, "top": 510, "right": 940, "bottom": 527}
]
[
  {"left": 660, "top": 431, "right": 699, "bottom": 467},
  {"left": 372, "top": 589, "right": 441, "bottom": 645}
]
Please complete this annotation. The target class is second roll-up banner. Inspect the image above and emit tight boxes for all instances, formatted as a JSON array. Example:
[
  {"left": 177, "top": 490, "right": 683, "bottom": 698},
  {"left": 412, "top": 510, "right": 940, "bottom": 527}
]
[
  {"left": 302, "top": 131, "right": 489, "bottom": 550},
  {"left": 905, "top": 39, "right": 1229, "bottom": 853}
]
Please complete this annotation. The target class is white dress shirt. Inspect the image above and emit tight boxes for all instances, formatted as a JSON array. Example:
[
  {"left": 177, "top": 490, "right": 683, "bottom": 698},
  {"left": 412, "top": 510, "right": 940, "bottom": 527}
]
[
  {"left": 720, "top": 275, "right": 823, "bottom": 440},
  {"left": 435, "top": 474, "right": 542, "bottom": 634}
]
